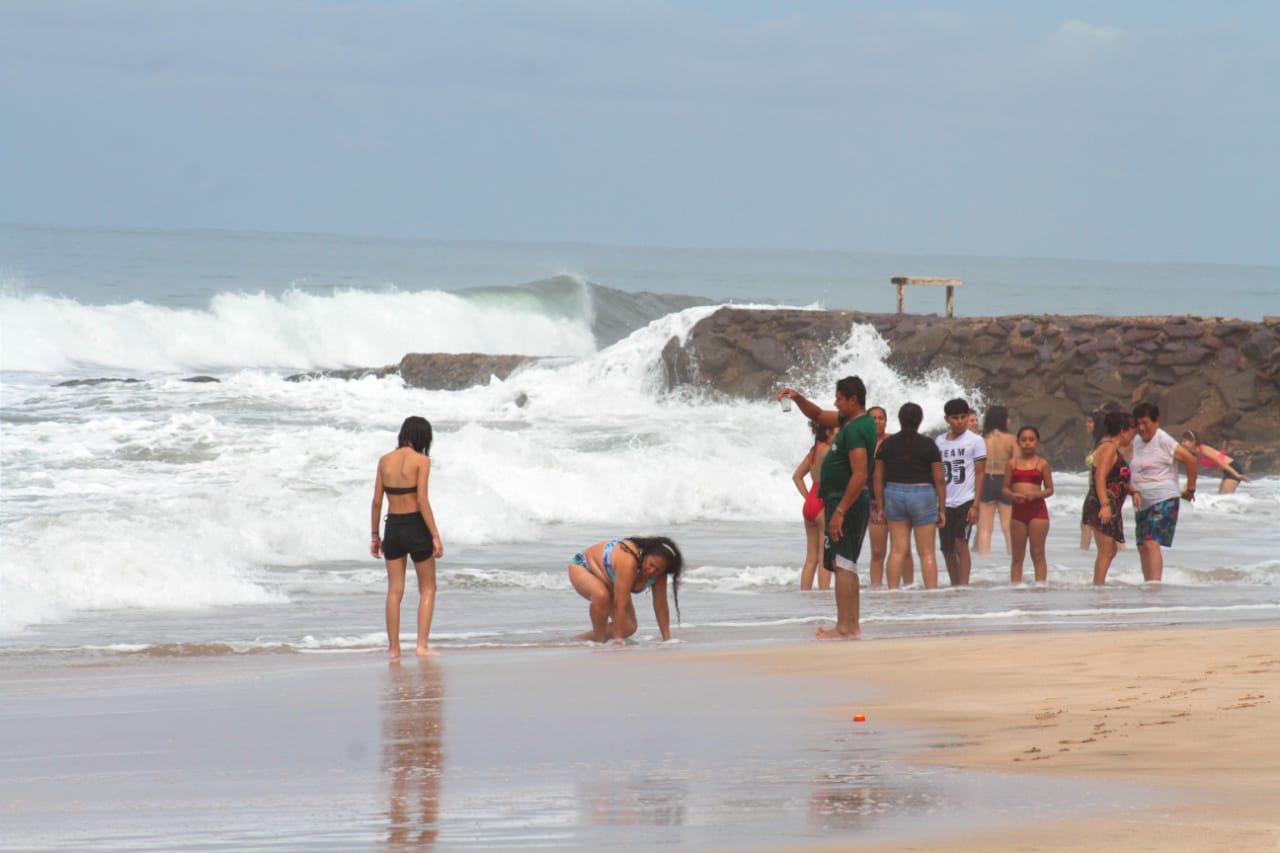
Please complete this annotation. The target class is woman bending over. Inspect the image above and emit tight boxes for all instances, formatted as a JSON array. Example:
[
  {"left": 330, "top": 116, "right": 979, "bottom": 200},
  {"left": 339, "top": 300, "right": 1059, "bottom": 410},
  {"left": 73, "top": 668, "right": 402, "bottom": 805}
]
[{"left": 567, "top": 537, "right": 684, "bottom": 643}]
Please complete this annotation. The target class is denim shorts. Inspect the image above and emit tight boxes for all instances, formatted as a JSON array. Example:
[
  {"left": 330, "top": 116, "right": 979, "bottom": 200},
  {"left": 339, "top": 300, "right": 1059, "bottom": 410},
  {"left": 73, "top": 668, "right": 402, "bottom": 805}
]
[{"left": 883, "top": 483, "right": 940, "bottom": 527}]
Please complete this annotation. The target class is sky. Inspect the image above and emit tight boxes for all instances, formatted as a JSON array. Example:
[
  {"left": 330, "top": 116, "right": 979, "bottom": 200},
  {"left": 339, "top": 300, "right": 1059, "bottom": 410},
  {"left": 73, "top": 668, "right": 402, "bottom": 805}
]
[{"left": 1, "top": 1, "right": 1277, "bottom": 264}]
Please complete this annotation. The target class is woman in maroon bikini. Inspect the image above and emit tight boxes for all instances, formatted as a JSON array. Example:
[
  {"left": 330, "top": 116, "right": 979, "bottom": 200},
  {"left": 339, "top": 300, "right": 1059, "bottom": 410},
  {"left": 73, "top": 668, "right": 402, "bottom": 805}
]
[{"left": 1003, "top": 426, "right": 1055, "bottom": 584}]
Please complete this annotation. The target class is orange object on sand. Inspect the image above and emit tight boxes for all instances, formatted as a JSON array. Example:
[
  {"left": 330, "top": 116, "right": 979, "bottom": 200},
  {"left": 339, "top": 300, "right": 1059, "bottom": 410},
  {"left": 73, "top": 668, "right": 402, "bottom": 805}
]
[{"left": 852, "top": 714, "right": 866, "bottom": 722}]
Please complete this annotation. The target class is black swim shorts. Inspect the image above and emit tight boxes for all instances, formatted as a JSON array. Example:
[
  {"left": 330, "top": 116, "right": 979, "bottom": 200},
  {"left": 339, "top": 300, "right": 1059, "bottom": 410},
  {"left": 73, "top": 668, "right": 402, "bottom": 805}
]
[
  {"left": 382, "top": 513, "right": 435, "bottom": 562},
  {"left": 980, "top": 473, "right": 1012, "bottom": 505},
  {"left": 940, "top": 500, "right": 974, "bottom": 555}
]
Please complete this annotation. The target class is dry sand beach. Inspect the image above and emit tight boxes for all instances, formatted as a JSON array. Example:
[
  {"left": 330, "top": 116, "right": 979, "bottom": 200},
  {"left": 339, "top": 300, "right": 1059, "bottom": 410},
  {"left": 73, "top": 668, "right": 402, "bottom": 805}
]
[{"left": 728, "top": 625, "right": 1280, "bottom": 851}]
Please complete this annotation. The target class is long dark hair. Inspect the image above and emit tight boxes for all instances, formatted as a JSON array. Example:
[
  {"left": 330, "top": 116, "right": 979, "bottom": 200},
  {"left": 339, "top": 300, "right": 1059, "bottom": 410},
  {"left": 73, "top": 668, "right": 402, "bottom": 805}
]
[
  {"left": 982, "top": 405, "right": 1009, "bottom": 435},
  {"left": 398, "top": 416, "right": 433, "bottom": 454},
  {"left": 628, "top": 536, "right": 684, "bottom": 620},
  {"left": 1089, "top": 409, "right": 1107, "bottom": 446}
]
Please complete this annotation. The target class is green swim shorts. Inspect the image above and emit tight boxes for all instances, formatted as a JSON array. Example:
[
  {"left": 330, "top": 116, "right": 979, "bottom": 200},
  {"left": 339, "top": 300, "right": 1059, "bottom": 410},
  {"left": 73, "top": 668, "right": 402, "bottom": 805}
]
[{"left": 823, "top": 491, "right": 871, "bottom": 573}]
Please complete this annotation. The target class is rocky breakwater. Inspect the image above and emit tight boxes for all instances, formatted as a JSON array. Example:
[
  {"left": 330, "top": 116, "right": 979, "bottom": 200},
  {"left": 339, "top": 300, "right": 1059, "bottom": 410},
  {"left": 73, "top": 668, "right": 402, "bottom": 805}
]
[
  {"left": 660, "top": 308, "right": 1280, "bottom": 473},
  {"left": 287, "top": 353, "right": 538, "bottom": 389}
]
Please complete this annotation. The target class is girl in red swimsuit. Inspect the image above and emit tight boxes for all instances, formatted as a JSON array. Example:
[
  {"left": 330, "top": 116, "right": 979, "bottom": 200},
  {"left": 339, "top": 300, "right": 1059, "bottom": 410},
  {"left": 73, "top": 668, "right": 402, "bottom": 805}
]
[{"left": 1002, "top": 426, "right": 1055, "bottom": 584}]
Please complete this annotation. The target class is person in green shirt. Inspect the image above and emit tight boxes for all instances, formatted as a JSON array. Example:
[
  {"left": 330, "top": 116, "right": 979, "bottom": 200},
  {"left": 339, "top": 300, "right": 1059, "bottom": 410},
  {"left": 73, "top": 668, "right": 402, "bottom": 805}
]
[{"left": 777, "top": 376, "right": 876, "bottom": 639}]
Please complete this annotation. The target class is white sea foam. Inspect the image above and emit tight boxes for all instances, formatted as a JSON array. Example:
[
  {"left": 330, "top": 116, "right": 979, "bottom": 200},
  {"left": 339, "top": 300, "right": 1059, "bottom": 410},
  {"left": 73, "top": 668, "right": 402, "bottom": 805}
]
[
  {"left": 4, "top": 307, "right": 1279, "bottom": 639},
  {"left": 0, "top": 287, "right": 597, "bottom": 372}
]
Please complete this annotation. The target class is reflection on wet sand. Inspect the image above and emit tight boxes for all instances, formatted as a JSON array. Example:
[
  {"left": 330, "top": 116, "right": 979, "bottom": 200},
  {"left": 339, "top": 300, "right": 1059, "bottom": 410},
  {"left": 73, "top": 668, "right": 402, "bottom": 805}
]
[
  {"left": 382, "top": 660, "right": 444, "bottom": 850},
  {"left": 578, "top": 776, "right": 688, "bottom": 827}
]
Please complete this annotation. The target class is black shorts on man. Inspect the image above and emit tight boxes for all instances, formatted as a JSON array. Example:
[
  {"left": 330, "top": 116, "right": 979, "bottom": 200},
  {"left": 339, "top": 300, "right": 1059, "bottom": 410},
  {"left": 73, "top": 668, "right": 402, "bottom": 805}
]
[{"left": 940, "top": 500, "right": 974, "bottom": 555}]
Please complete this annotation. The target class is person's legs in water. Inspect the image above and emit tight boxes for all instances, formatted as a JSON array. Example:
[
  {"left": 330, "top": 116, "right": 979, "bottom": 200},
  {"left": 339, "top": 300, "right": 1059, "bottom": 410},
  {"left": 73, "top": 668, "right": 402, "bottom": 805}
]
[
  {"left": 942, "top": 544, "right": 960, "bottom": 586},
  {"left": 1028, "top": 517, "right": 1050, "bottom": 583},
  {"left": 953, "top": 539, "right": 972, "bottom": 586},
  {"left": 940, "top": 502, "right": 973, "bottom": 586},
  {"left": 912, "top": 523, "right": 939, "bottom": 589},
  {"left": 977, "top": 498, "right": 997, "bottom": 555},
  {"left": 870, "top": 519, "right": 889, "bottom": 587},
  {"left": 817, "top": 494, "right": 868, "bottom": 639},
  {"left": 385, "top": 557, "right": 408, "bottom": 660},
  {"left": 569, "top": 562, "right": 611, "bottom": 642},
  {"left": 997, "top": 503, "right": 1013, "bottom": 556},
  {"left": 815, "top": 567, "right": 861, "bottom": 639},
  {"left": 1136, "top": 498, "right": 1177, "bottom": 582},
  {"left": 800, "top": 516, "right": 822, "bottom": 590},
  {"left": 1079, "top": 523, "right": 1093, "bottom": 551},
  {"left": 1092, "top": 529, "right": 1118, "bottom": 585},
  {"left": 1138, "top": 540, "right": 1162, "bottom": 581},
  {"left": 1219, "top": 472, "right": 1241, "bottom": 494},
  {"left": 1009, "top": 518, "right": 1029, "bottom": 584},
  {"left": 609, "top": 597, "right": 639, "bottom": 639},
  {"left": 885, "top": 520, "right": 911, "bottom": 589},
  {"left": 411, "top": 556, "right": 439, "bottom": 656}
]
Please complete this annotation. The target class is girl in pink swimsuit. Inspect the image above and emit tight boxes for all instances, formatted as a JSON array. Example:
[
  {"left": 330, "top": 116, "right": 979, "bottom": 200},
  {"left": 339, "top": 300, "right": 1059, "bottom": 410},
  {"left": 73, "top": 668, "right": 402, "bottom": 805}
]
[{"left": 1181, "top": 431, "right": 1248, "bottom": 494}]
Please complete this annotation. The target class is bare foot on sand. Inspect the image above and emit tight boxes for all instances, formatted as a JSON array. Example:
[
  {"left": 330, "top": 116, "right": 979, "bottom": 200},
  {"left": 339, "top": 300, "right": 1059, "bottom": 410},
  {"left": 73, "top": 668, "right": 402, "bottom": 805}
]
[
  {"left": 815, "top": 626, "right": 861, "bottom": 640},
  {"left": 416, "top": 646, "right": 440, "bottom": 657},
  {"left": 389, "top": 648, "right": 402, "bottom": 660}
]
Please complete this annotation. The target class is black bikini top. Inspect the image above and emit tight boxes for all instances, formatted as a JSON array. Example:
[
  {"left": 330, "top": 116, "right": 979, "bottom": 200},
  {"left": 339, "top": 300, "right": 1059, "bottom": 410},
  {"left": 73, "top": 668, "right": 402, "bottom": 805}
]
[{"left": 384, "top": 484, "right": 416, "bottom": 495}]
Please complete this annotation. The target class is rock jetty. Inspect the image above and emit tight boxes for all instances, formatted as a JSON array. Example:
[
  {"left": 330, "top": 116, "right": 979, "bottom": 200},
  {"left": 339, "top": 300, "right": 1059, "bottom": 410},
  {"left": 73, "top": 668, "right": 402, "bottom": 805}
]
[
  {"left": 660, "top": 308, "right": 1280, "bottom": 473},
  {"left": 286, "top": 353, "right": 538, "bottom": 390}
]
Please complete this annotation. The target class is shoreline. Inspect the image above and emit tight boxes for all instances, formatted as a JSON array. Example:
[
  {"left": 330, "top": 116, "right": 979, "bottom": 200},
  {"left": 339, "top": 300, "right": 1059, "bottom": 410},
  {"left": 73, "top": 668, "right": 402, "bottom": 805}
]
[
  {"left": 1, "top": 624, "right": 1276, "bottom": 850},
  {"left": 706, "top": 624, "right": 1280, "bottom": 851}
]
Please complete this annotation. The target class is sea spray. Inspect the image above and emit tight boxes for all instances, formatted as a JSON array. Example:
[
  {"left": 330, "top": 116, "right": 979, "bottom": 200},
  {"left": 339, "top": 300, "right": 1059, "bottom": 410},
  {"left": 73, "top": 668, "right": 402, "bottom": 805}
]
[
  {"left": 0, "top": 287, "right": 598, "bottom": 373},
  {"left": 4, "top": 306, "right": 1279, "bottom": 640}
]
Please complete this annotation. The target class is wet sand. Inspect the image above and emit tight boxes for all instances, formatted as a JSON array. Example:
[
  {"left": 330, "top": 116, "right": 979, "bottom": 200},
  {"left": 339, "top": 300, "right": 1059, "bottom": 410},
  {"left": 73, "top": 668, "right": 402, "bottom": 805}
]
[
  {"left": 719, "top": 625, "right": 1280, "bottom": 851},
  {"left": 1, "top": 626, "right": 1273, "bottom": 850}
]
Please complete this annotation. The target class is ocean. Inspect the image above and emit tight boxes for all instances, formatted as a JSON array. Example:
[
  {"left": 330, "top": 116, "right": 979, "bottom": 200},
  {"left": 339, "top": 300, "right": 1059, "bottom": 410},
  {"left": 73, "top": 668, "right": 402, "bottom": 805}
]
[{"left": 2, "top": 223, "right": 1278, "bottom": 656}]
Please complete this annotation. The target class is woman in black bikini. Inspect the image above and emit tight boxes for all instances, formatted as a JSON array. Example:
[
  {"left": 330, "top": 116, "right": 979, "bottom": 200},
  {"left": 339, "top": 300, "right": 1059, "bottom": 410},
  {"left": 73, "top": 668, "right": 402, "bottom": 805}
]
[{"left": 371, "top": 416, "right": 444, "bottom": 659}]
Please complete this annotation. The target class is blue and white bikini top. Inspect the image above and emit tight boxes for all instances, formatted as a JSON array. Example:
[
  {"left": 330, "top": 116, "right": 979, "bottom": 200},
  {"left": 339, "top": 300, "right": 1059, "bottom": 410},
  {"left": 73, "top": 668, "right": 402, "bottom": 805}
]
[{"left": 603, "top": 539, "right": 657, "bottom": 593}]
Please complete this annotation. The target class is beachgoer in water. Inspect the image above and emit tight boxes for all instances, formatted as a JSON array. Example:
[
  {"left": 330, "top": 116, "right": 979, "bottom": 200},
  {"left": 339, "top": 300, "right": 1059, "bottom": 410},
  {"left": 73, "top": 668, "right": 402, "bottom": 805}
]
[
  {"left": 1083, "top": 411, "right": 1136, "bottom": 585},
  {"left": 976, "top": 405, "right": 1015, "bottom": 556},
  {"left": 1129, "top": 403, "right": 1198, "bottom": 582},
  {"left": 567, "top": 537, "right": 683, "bottom": 643},
  {"left": 777, "top": 377, "right": 876, "bottom": 640},
  {"left": 371, "top": 416, "right": 444, "bottom": 659},
  {"left": 793, "top": 421, "right": 834, "bottom": 591},
  {"left": 873, "top": 402, "right": 944, "bottom": 589},
  {"left": 1079, "top": 410, "right": 1103, "bottom": 550},
  {"left": 1181, "top": 431, "right": 1248, "bottom": 494},
  {"left": 936, "top": 398, "right": 987, "bottom": 586},
  {"left": 966, "top": 412, "right": 980, "bottom": 434},
  {"left": 1003, "top": 426, "right": 1054, "bottom": 584},
  {"left": 868, "top": 406, "right": 916, "bottom": 588}
]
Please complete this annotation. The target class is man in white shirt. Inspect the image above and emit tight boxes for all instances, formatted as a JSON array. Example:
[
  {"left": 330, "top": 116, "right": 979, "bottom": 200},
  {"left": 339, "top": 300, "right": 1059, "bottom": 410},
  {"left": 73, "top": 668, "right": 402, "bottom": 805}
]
[
  {"left": 1129, "top": 402, "right": 1198, "bottom": 582},
  {"left": 935, "top": 398, "right": 987, "bottom": 586}
]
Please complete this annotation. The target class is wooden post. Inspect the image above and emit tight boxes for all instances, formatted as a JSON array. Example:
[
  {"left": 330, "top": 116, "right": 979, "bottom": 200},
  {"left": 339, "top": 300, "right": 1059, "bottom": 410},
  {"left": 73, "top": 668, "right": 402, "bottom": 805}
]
[{"left": 890, "top": 277, "right": 963, "bottom": 317}]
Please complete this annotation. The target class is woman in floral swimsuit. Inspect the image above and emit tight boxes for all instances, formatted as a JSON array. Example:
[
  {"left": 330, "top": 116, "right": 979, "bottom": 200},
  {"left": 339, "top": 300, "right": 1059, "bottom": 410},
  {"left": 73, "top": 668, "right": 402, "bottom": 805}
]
[{"left": 1082, "top": 411, "right": 1136, "bottom": 585}]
